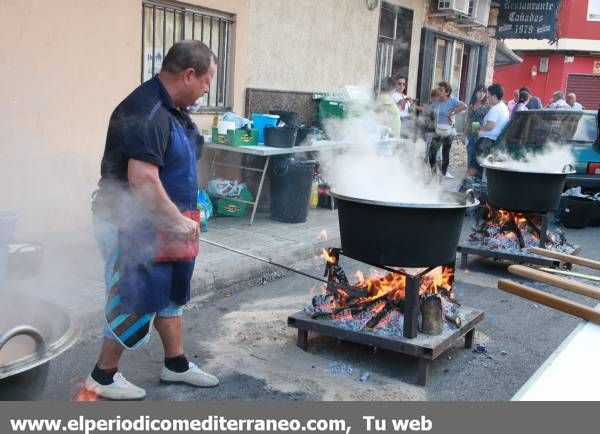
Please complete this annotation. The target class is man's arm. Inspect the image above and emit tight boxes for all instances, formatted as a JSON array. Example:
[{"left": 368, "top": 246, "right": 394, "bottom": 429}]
[
  {"left": 128, "top": 159, "right": 198, "bottom": 240},
  {"left": 479, "top": 120, "right": 496, "bottom": 132}
]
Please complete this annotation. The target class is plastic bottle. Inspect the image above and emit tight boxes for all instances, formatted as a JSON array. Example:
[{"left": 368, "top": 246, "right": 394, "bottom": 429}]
[
  {"left": 198, "top": 204, "right": 208, "bottom": 233},
  {"left": 310, "top": 176, "right": 319, "bottom": 209}
]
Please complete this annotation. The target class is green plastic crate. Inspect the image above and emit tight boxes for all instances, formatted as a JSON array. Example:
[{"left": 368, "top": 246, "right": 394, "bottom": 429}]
[
  {"left": 318, "top": 99, "right": 345, "bottom": 121},
  {"left": 227, "top": 128, "right": 258, "bottom": 147},
  {"left": 212, "top": 128, "right": 259, "bottom": 147},
  {"left": 211, "top": 127, "right": 228, "bottom": 144},
  {"left": 216, "top": 186, "right": 254, "bottom": 218}
]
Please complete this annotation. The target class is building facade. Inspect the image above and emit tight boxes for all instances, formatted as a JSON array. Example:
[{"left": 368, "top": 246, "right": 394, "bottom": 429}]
[{"left": 493, "top": 0, "right": 600, "bottom": 109}]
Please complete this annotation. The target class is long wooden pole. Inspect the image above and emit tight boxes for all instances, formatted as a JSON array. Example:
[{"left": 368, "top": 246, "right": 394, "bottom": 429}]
[
  {"left": 508, "top": 265, "right": 600, "bottom": 300},
  {"left": 528, "top": 247, "right": 600, "bottom": 270},
  {"left": 497, "top": 279, "right": 600, "bottom": 324},
  {"left": 539, "top": 267, "right": 600, "bottom": 283}
]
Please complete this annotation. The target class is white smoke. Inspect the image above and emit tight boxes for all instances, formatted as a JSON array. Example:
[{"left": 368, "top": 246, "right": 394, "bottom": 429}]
[
  {"left": 318, "top": 110, "right": 449, "bottom": 205},
  {"left": 485, "top": 142, "right": 575, "bottom": 173}
]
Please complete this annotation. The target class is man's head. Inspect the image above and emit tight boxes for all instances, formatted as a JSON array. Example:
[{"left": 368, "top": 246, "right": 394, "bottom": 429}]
[
  {"left": 552, "top": 90, "right": 565, "bottom": 102},
  {"left": 437, "top": 81, "right": 452, "bottom": 101},
  {"left": 487, "top": 83, "right": 504, "bottom": 105},
  {"left": 159, "top": 40, "right": 217, "bottom": 108},
  {"left": 566, "top": 93, "right": 577, "bottom": 106},
  {"left": 512, "top": 89, "right": 519, "bottom": 102}
]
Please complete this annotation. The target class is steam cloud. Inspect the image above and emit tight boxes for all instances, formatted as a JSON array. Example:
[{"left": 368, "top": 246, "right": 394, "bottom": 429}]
[
  {"left": 484, "top": 142, "right": 575, "bottom": 173},
  {"left": 317, "top": 108, "right": 448, "bottom": 204}
]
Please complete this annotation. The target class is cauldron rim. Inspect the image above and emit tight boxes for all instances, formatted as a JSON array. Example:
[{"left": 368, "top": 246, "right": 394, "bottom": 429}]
[
  {"left": 330, "top": 190, "right": 479, "bottom": 209},
  {"left": 480, "top": 161, "right": 576, "bottom": 175}
]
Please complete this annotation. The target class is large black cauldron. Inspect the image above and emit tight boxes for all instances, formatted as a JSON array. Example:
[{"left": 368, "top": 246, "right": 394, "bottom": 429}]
[
  {"left": 330, "top": 190, "right": 478, "bottom": 268},
  {"left": 0, "top": 293, "right": 79, "bottom": 400},
  {"left": 481, "top": 159, "right": 575, "bottom": 212}
]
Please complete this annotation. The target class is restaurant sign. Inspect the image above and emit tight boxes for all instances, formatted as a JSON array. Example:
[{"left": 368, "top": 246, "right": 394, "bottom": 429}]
[{"left": 497, "top": 0, "right": 561, "bottom": 41}]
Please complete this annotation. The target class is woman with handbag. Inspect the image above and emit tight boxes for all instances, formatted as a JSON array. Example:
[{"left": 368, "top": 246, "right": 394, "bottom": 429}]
[{"left": 427, "top": 82, "right": 467, "bottom": 178}]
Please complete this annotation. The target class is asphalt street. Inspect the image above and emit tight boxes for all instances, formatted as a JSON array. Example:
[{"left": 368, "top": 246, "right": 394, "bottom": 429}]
[{"left": 38, "top": 218, "right": 600, "bottom": 401}]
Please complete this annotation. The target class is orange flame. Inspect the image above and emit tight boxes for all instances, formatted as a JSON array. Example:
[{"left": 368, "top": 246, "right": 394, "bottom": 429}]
[
  {"left": 321, "top": 248, "right": 337, "bottom": 264},
  {"left": 328, "top": 266, "right": 454, "bottom": 308},
  {"left": 486, "top": 205, "right": 543, "bottom": 247},
  {"left": 72, "top": 382, "right": 100, "bottom": 401}
]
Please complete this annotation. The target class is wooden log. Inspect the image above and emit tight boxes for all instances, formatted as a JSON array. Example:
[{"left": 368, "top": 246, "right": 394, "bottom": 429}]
[
  {"left": 508, "top": 265, "right": 600, "bottom": 300},
  {"left": 497, "top": 279, "right": 600, "bottom": 324},
  {"left": 528, "top": 247, "right": 600, "bottom": 270},
  {"left": 538, "top": 267, "right": 600, "bottom": 283}
]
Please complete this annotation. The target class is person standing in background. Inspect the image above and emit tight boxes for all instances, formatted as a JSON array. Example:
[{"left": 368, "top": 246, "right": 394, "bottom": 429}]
[
  {"left": 520, "top": 87, "right": 542, "bottom": 109},
  {"left": 463, "top": 85, "right": 488, "bottom": 177},
  {"left": 427, "top": 81, "right": 467, "bottom": 178},
  {"left": 375, "top": 77, "right": 402, "bottom": 138},
  {"left": 392, "top": 76, "right": 411, "bottom": 117},
  {"left": 512, "top": 90, "right": 530, "bottom": 114},
  {"left": 474, "top": 83, "right": 510, "bottom": 178},
  {"left": 507, "top": 90, "right": 519, "bottom": 113},
  {"left": 566, "top": 93, "right": 584, "bottom": 110},
  {"left": 391, "top": 76, "right": 412, "bottom": 138},
  {"left": 547, "top": 91, "right": 571, "bottom": 109}
]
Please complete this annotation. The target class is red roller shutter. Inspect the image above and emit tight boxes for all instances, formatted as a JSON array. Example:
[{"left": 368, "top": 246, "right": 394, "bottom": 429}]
[{"left": 566, "top": 74, "right": 600, "bottom": 110}]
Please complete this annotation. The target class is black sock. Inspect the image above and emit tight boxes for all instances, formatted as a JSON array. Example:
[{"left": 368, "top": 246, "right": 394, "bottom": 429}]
[
  {"left": 91, "top": 365, "right": 118, "bottom": 385},
  {"left": 165, "top": 354, "right": 189, "bottom": 373}
]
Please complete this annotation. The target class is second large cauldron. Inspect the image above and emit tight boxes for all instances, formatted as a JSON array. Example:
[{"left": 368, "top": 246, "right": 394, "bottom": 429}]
[
  {"left": 330, "top": 190, "right": 478, "bottom": 268},
  {"left": 481, "top": 159, "right": 575, "bottom": 212}
]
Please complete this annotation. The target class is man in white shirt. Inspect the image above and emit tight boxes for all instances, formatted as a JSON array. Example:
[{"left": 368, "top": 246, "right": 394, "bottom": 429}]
[
  {"left": 566, "top": 93, "right": 584, "bottom": 111},
  {"left": 547, "top": 91, "right": 571, "bottom": 109},
  {"left": 474, "top": 83, "right": 510, "bottom": 178}
]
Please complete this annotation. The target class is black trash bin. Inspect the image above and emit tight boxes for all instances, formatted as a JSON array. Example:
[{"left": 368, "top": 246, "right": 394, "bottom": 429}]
[
  {"left": 560, "top": 196, "right": 595, "bottom": 229},
  {"left": 270, "top": 158, "right": 316, "bottom": 223},
  {"left": 589, "top": 199, "right": 600, "bottom": 227}
]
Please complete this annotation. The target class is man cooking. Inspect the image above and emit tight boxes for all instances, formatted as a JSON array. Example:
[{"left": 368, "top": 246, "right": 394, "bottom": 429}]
[{"left": 87, "top": 40, "right": 218, "bottom": 400}]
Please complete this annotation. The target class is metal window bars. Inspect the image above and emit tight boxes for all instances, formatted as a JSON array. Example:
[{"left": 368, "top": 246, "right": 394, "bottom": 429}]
[{"left": 142, "top": 1, "right": 233, "bottom": 112}]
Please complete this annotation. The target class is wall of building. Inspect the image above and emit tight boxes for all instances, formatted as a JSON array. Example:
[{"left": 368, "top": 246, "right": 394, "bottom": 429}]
[
  {"left": 424, "top": 7, "right": 499, "bottom": 87},
  {"left": 558, "top": 0, "right": 600, "bottom": 40},
  {"left": 0, "top": 0, "right": 250, "bottom": 238},
  {"left": 246, "top": 0, "right": 380, "bottom": 94},
  {"left": 0, "top": 0, "right": 141, "bottom": 238},
  {"left": 494, "top": 53, "right": 600, "bottom": 106}
]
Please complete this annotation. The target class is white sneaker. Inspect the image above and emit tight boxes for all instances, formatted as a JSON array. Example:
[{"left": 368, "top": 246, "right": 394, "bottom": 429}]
[
  {"left": 84, "top": 372, "right": 146, "bottom": 400},
  {"left": 445, "top": 172, "right": 455, "bottom": 179},
  {"left": 160, "top": 362, "right": 219, "bottom": 387}
]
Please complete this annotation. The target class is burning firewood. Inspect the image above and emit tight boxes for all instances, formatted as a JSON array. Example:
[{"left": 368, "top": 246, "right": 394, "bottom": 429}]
[
  {"left": 365, "top": 300, "right": 404, "bottom": 329},
  {"left": 420, "top": 295, "right": 443, "bottom": 335}
]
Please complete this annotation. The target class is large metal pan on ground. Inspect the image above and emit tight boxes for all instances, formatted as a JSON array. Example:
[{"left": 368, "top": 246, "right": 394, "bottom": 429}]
[{"left": 0, "top": 293, "right": 79, "bottom": 400}]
